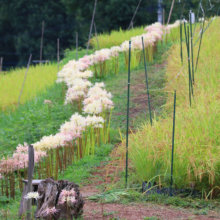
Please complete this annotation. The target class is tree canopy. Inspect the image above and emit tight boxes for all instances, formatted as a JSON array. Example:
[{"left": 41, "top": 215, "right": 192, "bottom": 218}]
[{"left": 0, "top": 0, "right": 218, "bottom": 68}]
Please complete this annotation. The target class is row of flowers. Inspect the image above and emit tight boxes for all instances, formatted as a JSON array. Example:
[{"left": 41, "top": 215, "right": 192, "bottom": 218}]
[{"left": 0, "top": 20, "right": 181, "bottom": 199}]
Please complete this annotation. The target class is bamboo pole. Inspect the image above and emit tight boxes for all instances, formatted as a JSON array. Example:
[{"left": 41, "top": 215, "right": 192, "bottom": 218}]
[
  {"left": 170, "top": 90, "right": 176, "bottom": 197},
  {"left": 86, "top": 0, "right": 97, "bottom": 55},
  {"left": 18, "top": 54, "right": 32, "bottom": 107},
  {"left": 125, "top": 41, "right": 131, "bottom": 187},
  {"left": 40, "top": 21, "right": 44, "bottom": 66},
  {"left": 141, "top": 37, "right": 152, "bottom": 126}
]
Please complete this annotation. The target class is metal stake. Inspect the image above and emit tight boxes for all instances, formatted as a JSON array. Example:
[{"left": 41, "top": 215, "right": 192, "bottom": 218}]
[
  {"left": 125, "top": 41, "right": 131, "bottom": 187},
  {"left": 142, "top": 37, "right": 152, "bottom": 126},
  {"left": 170, "top": 90, "right": 176, "bottom": 197},
  {"left": 190, "top": 11, "right": 194, "bottom": 83}
]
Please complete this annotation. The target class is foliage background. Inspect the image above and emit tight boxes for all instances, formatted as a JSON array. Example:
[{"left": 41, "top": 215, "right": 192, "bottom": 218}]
[{"left": 0, "top": 0, "right": 219, "bottom": 69}]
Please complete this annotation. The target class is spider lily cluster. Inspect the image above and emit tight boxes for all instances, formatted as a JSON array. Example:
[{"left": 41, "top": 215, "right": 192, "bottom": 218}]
[{"left": 0, "top": 20, "right": 180, "bottom": 199}]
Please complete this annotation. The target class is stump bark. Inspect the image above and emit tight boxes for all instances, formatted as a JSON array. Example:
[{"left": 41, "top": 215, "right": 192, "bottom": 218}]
[{"left": 34, "top": 178, "right": 84, "bottom": 219}]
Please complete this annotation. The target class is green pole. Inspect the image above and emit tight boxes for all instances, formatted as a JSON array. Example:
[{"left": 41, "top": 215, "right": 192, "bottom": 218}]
[
  {"left": 125, "top": 41, "right": 131, "bottom": 187},
  {"left": 179, "top": 0, "right": 183, "bottom": 63},
  {"left": 170, "top": 90, "right": 176, "bottom": 197},
  {"left": 141, "top": 37, "right": 152, "bottom": 126},
  {"left": 187, "top": 25, "right": 194, "bottom": 97},
  {"left": 193, "top": 0, "right": 202, "bottom": 35},
  {"left": 195, "top": 18, "right": 205, "bottom": 72},
  {"left": 190, "top": 10, "right": 194, "bottom": 83},
  {"left": 183, "top": 20, "right": 191, "bottom": 106}
]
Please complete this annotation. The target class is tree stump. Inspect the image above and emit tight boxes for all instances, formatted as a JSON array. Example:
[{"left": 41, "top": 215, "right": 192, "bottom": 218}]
[{"left": 34, "top": 178, "right": 84, "bottom": 219}]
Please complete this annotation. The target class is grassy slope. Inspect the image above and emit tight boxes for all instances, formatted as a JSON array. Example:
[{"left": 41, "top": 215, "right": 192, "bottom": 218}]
[
  {"left": 0, "top": 49, "right": 94, "bottom": 157},
  {"left": 0, "top": 38, "right": 174, "bottom": 219},
  {"left": 0, "top": 49, "right": 95, "bottom": 112}
]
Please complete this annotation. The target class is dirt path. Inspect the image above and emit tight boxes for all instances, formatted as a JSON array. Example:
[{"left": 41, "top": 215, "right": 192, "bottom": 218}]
[
  {"left": 83, "top": 201, "right": 220, "bottom": 220},
  {"left": 80, "top": 161, "right": 220, "bottom": 220}
]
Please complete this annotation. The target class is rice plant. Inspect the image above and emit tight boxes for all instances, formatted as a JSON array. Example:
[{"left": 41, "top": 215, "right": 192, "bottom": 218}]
[
  {"left": 90, "top": 26, "right": 145, "bottom": 50},
  {"left": 116, "top": 17, "right": 220, "bottom": 197},
  {"left": 0, "top": 63, "right": 59, "bottom": 112}
]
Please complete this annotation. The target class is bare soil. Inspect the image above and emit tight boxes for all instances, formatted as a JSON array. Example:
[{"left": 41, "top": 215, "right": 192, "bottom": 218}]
[
  {"left": 83, "top": 201, "right": 220, "bottom": 220},
  {"left": 81, "top": 161, "right": 220, "bottom": 220}
]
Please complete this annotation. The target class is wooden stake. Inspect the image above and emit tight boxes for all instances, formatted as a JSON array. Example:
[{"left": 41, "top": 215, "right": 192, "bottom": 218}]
[
  {"left": 163, "top": 8, "right": 165, "bottom": 25},
  {"left": 57, "top": 38, "right": 60, "bottom": 72},
  {"left": 18, "top": 54, "right": 32, "bottom": 107},
  {"left": 86, "top": 0, "right": 97, "bottom": 55},
  {"left": 0, "top": 57, "right": 3, "bottom": 73},
  {"left": 40, "top": 20, "right": 44, "bottom": 66},
  {"left": 93, "top": 22, "right": 100, "bottom": 50},
  {"left": 128, "top": 0, "right": 142, "bottom": 30},
  {"left": 27, "top": 145, "right": 34, "bottom": 220},
  {"left": 76, "top": 32, "right": 78, "bottom": 61},
  {"left": 167, "top": 0, "right": 175, "bottom": 25}
]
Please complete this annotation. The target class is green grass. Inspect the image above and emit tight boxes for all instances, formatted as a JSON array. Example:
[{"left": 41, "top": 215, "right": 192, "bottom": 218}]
[
  {"left": 88, "top": 186, "right": 220, "bottom": 211},
  {"left": 0, "top": 83, "right": 74, "bottom": 158},
  {"left": 61, "top": 143, "right": 113, "bottom": 185}
]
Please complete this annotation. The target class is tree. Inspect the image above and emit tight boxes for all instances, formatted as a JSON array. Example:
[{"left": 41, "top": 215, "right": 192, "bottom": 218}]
[{"left": 0, "top": 0, "right": 218, "bottom": 68}]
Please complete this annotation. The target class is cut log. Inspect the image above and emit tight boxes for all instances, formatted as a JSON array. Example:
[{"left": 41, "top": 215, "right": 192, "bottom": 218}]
[{"left": 35, "top": 178, "right": 84, "bottom": 219}]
